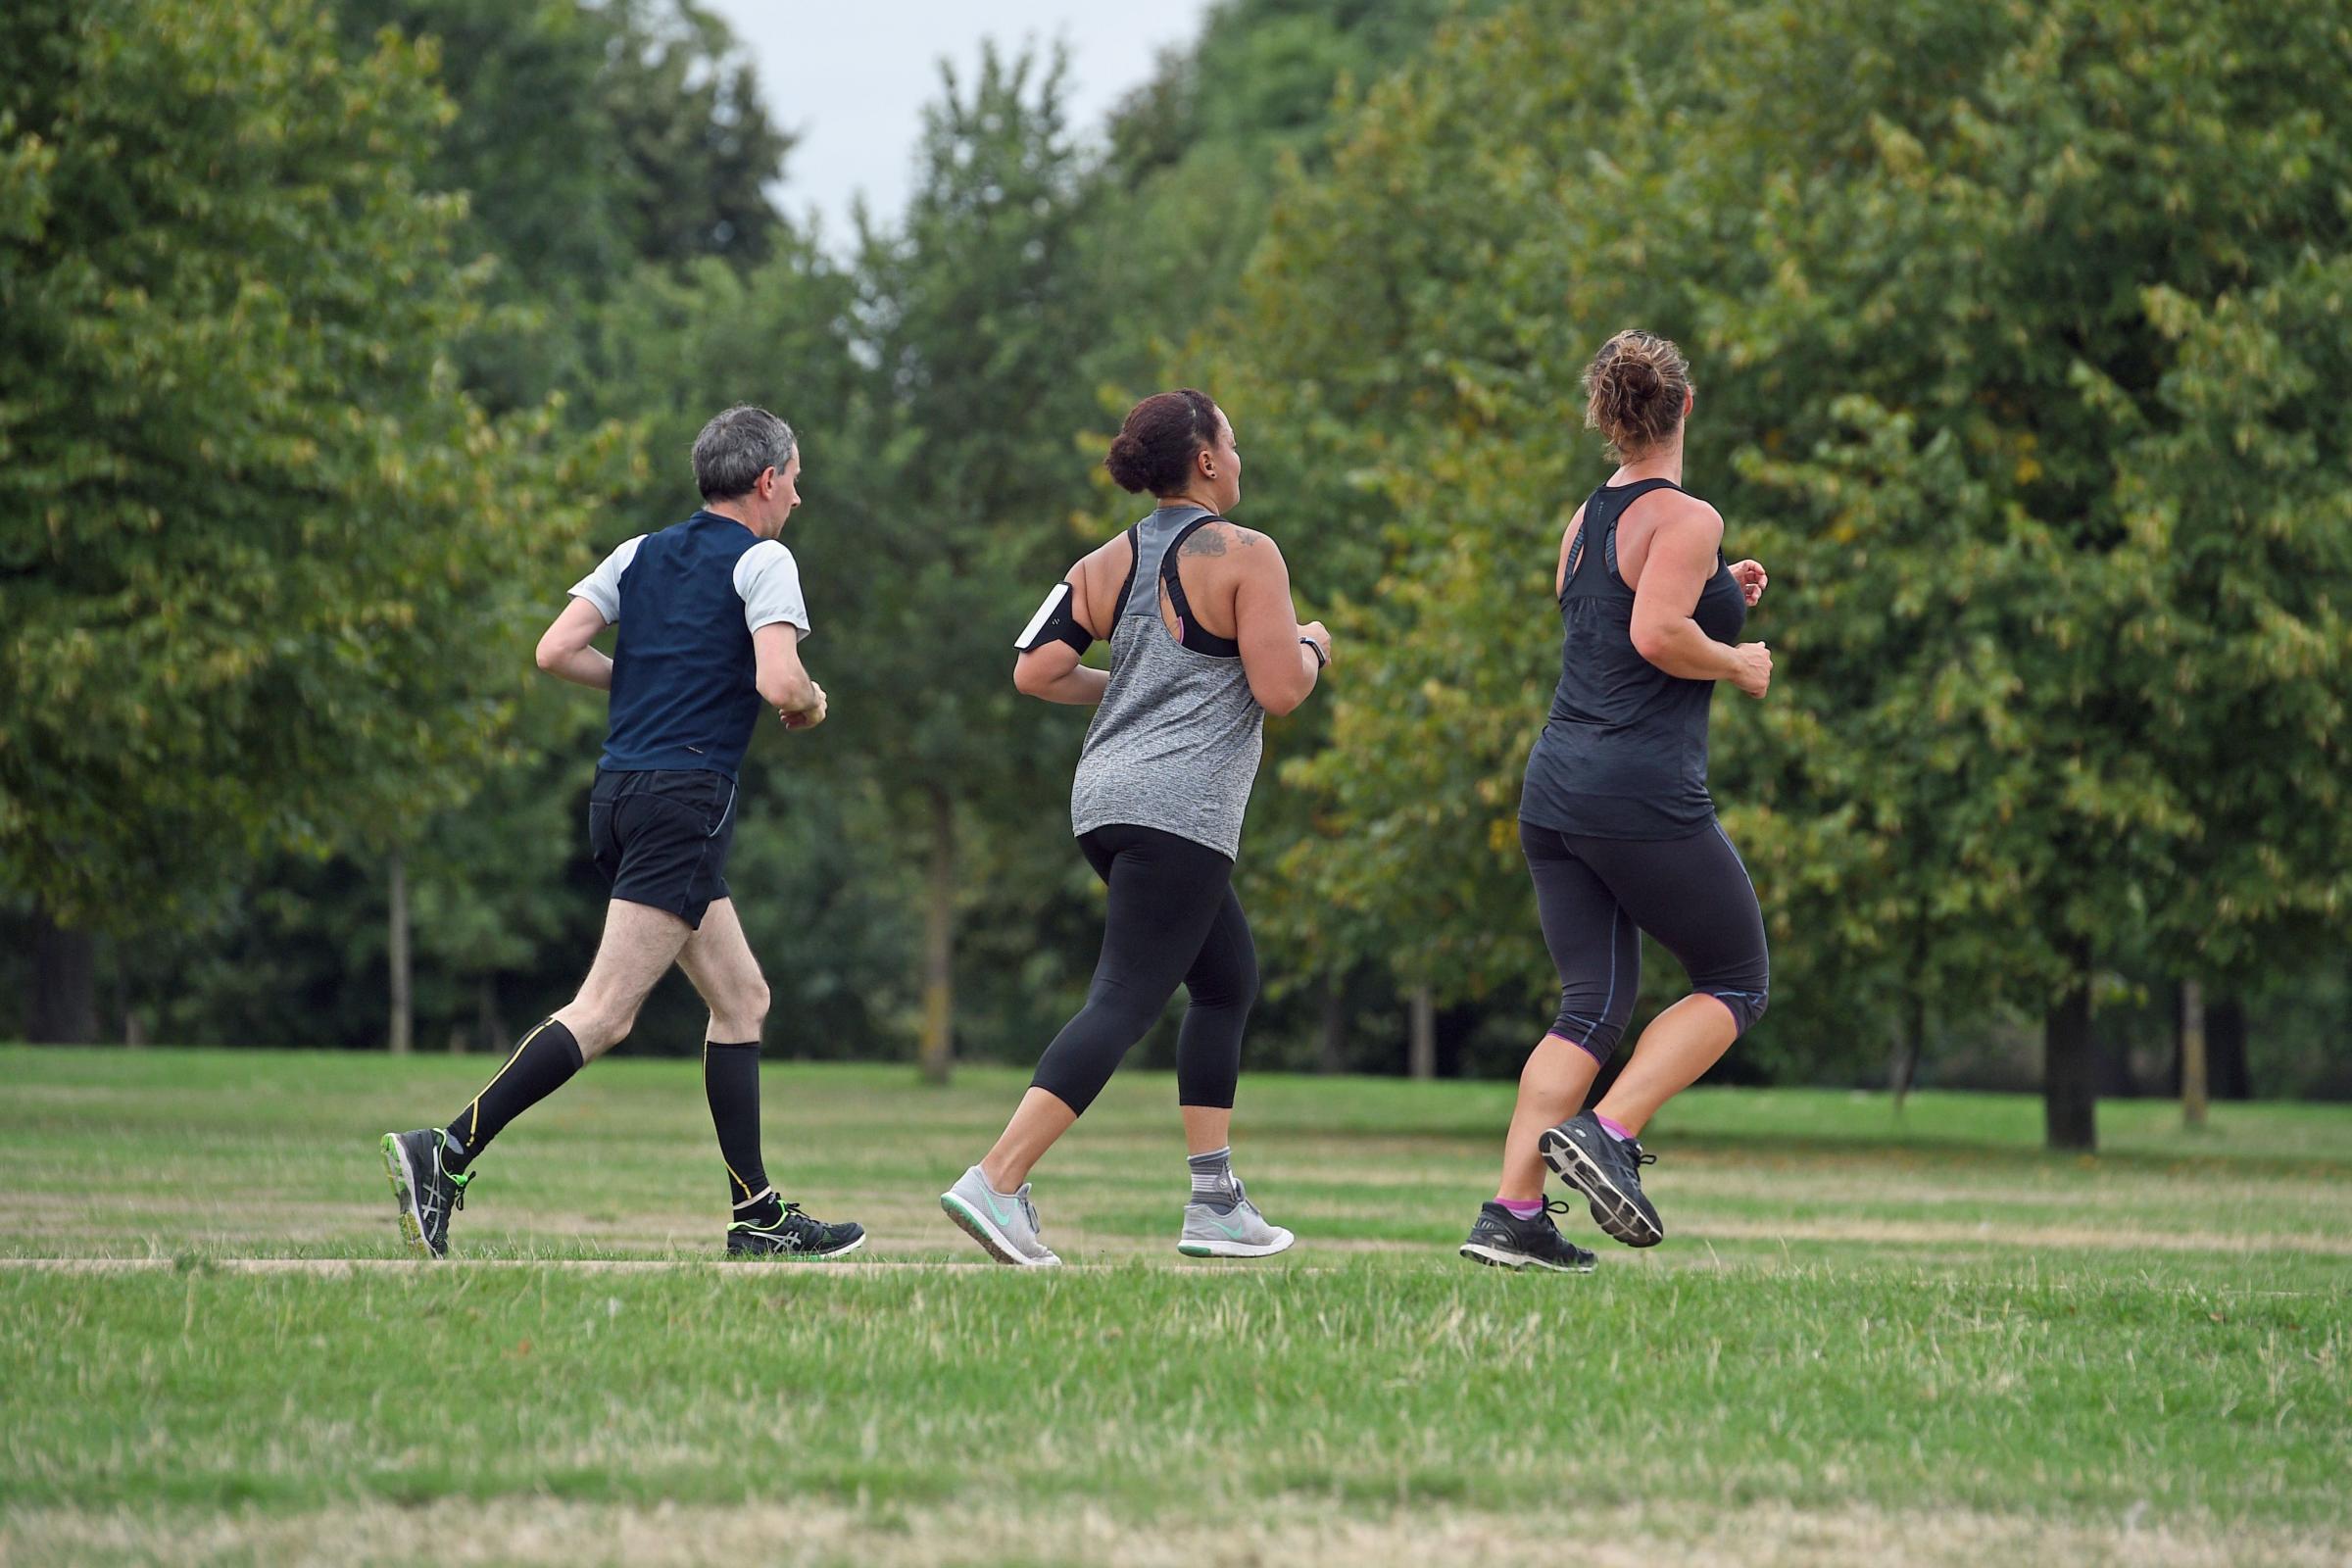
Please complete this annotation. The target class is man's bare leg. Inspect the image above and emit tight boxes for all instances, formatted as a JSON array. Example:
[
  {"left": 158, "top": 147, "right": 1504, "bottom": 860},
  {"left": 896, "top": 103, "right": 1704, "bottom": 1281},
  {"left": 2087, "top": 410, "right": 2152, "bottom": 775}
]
[
  {"left": 385, "top": 901, "right": 692, "bottom": 1257},
  {"left": 443, "top": 900, "right": 689, "bottom": 1157},
  {"left": 555, "top": 900, "right": 697, "bottom": 1060}
]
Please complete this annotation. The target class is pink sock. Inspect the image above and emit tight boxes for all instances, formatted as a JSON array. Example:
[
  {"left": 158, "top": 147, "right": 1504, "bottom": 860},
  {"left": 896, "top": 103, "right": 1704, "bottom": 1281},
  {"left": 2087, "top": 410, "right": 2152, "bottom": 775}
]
[
  {"left": 1594, "top": 1112, "right": 1636, "bottom": 1143},
  {"left": 1494, "top": 1197, "right": 1544, "bottom": 1218}
]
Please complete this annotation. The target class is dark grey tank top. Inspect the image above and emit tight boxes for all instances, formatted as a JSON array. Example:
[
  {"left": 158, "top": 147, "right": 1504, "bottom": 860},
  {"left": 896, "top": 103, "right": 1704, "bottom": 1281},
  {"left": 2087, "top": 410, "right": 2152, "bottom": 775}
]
[
  {"left": 1070, "top": 506, "right": 1265, "bottom": 859},
  {"left": 1520, "top": 478, "right": 1747, "bottom": 839}
]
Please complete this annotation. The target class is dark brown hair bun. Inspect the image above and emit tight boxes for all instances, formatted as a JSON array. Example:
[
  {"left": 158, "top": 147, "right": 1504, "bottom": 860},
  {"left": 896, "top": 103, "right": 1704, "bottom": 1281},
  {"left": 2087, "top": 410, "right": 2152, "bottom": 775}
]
[{"left": 1105, "top": 389, "right": 1221, "bottom": 495}]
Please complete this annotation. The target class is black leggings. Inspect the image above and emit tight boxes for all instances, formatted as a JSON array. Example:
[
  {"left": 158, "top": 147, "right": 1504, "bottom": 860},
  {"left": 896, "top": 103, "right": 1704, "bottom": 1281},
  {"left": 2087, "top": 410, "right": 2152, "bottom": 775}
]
[
  {"left": 1521, "top": 818, "right": 1770, "bottom": 1062},
  {"left": 1029, "top": 823, "right": 1258, "bottom": 1115}
]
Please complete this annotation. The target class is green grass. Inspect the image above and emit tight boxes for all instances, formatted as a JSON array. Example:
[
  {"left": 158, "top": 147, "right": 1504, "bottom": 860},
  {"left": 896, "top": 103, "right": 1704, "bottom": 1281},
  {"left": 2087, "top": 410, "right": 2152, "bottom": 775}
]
[{"left": 2, "top": 1046, "right": 2347, "bottom": 1566}]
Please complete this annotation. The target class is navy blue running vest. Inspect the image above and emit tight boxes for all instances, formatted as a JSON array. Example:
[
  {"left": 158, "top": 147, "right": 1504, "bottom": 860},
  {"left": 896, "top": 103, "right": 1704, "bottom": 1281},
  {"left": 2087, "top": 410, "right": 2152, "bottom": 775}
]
[
  {"left": 1519, "top": 478, "right": 1747, "bottom": 840},
  {"left": 602, "top": 512, "right": 766, "bottom": 779}
]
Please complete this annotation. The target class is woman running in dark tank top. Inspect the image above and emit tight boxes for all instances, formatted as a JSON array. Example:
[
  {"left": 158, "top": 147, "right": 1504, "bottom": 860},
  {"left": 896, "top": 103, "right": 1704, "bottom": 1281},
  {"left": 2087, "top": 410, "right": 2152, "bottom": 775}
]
[{"left": 1458, "top": 330, "right": 1778, "bottom": 1274}]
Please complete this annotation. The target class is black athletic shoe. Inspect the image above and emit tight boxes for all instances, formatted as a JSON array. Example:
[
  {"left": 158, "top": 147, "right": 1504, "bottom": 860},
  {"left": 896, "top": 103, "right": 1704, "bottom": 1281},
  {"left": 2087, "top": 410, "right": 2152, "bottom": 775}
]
[
  {"left": 381, "top": 1128, "right": 472, "bottom": 1259},
  {"left": 726, "top": 1203, "right": 866, "bottom": 1259},
  {"left": 1458, "top": 1200, "right": 1596, "bottom": 1273},
  {"left": 1541, "top": 1111, "right": 1664, "bottom": 1247}
]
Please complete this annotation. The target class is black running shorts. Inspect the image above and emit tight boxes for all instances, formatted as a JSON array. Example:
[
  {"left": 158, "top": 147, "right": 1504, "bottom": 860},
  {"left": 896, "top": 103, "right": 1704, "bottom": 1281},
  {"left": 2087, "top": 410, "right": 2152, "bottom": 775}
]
[{"left": 587, "top": 767, "right": 739, "bottom": 928}]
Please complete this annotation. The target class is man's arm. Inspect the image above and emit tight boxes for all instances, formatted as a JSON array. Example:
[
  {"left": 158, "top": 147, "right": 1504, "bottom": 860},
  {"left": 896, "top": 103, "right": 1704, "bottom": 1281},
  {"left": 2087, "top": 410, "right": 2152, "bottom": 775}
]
[
  {"left": 734, "top": 541, "right": 824, "bottom": 727},
  {"left": 535, "top": 598, "right": 614, "bottom": 690},
  {"left": 754, "top": 622, "right": 822, "bottom": 720},
  {"left": 544, "top": 534, "right": 642, "bottom": 689}
]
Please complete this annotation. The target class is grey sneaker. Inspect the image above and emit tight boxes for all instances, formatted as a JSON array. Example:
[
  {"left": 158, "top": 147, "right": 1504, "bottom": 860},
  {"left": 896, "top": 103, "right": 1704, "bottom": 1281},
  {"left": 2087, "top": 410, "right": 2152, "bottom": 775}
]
[
  {"left": 940, "top": 1165, "right": 1061, "bottom": 1267},
  {"left": 1178, "top": 1179, "right": 1295, "bottom": 1259},
  {"left": 1541, "top": 1111, "right": 1664, "bottom": 1247}
]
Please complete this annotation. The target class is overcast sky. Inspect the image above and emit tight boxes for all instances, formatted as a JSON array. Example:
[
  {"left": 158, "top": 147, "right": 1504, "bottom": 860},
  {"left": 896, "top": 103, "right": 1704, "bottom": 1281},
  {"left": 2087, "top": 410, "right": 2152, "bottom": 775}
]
[{"left": 702, "top": 1, "right": 1217, "bottom": 248}]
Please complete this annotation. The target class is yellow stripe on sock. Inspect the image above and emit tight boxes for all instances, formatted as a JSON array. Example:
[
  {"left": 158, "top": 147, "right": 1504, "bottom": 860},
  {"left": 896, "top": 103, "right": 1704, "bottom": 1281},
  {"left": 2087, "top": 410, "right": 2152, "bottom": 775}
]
[{"left": 465, "top": 1016, "right": 555, "bottom": 1148}]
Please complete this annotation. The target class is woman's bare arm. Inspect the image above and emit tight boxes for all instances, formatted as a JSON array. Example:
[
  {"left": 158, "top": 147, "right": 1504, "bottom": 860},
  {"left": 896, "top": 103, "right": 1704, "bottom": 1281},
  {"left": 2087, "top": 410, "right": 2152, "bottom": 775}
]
[
  {"left": 1627, "top": 497, "right": 1772, "bottom": 696},
  {"left": 1012, "top": 540, "right": 1122, "bottom": 706},
  {"left": 1229, "top": 529, "right": 1325, "bottom": 716}
]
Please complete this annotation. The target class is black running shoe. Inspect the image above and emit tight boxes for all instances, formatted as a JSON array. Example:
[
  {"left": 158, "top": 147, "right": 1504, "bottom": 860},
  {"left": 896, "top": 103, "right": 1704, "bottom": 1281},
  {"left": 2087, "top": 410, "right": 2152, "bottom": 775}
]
[
  {"left": 381, "top": 1128, "right": 472, "bottom": 1259},
  {"left": 727, "top": 1203, "right": 866, "bottom": 1259},
  {"left": 1458, "top": 1199, "right": 1596, "bottom": 1273},
  {"left": 1541, "top": 1111, "right": 1664, "bottom": 1247}
]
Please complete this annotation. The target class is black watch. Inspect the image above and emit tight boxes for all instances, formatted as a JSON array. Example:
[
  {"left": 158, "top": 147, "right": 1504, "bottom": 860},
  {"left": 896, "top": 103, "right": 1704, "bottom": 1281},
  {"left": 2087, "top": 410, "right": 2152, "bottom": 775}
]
[{"left": 1299, "top": 635, "right": 1328, "bottom": 669}]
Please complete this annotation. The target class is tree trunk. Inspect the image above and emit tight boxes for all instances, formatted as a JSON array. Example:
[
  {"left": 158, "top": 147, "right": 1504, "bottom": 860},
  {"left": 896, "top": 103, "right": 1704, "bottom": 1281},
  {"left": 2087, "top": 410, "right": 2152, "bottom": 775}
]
[
  {"left": 1889, "top": 985, "right": 1925, "bottom": 1111},
  {"left": 467, "top": 972, "right": 502, "bottom": 1055},
  {"left": 2042, "top": 945, "right": 2096, "bottom": 1152},
  {"left": 29, "top": 900, "right": 98, "bottom": 1045},
  {"left": 387, "top": 853, "right": 413, "bottom": 1055},
  {"left": 917, "top": 787, "right": 956, "bottom": 1086},
  {"left": 2208, "top": 994, "right": 2250, "bottom": 1101},
  {"left": 1406, "top": 983, "right": 1436, "bottom": 1081},
  {"left": 2179, "top": 979, "right": 2208, "bottom": 1129},
  {"left": 112, "top": 936, "right": 143, "bottom": 1048},
  {"left": 1317, "top": 969, "right": 1347, "bottom": 1075}
]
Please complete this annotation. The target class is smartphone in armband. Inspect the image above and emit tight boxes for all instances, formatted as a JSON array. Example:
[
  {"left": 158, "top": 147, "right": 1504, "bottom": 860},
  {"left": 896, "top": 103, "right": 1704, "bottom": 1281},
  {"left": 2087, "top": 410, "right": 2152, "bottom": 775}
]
[{"left": 1016, "top": 581, "right": 1093, "bottom": 656}]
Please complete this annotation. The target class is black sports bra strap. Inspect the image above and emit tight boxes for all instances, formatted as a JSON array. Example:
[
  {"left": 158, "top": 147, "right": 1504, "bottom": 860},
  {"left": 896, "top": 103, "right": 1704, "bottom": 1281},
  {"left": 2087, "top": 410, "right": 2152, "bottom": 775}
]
[{"left": 1158, "top": 513, "right": 1242, "bottom": 658}]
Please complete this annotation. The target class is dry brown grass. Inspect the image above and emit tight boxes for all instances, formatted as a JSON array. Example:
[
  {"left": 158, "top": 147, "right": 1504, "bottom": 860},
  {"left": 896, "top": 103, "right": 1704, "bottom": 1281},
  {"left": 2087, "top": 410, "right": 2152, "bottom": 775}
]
[{"left": 8, "top": 1498, "right": 2346, "bottom": 1568}]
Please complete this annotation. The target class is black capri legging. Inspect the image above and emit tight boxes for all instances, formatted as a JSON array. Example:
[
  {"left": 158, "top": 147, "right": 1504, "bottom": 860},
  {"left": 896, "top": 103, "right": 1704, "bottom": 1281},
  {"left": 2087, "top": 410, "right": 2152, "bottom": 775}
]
[
  {"left": 1521, "top": 817, "right": 1770, "bottom": 1062},
  {"left": 1029, "top": 823, "right": 1259, "bottom": 1115}
]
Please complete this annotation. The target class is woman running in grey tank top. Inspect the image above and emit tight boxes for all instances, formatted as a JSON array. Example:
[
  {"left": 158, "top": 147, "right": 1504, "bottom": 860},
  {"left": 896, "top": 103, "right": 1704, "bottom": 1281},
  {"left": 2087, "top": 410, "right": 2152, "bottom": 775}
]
[{"left": 940, "top": 389, "right": 1334, "bottom": 1267}]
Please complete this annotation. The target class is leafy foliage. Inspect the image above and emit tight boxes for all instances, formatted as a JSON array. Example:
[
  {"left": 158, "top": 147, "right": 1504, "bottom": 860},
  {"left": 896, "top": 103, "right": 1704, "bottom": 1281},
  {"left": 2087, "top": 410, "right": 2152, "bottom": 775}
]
[{"left": 0, "top": 0, "right": 618, "bottom": 929}]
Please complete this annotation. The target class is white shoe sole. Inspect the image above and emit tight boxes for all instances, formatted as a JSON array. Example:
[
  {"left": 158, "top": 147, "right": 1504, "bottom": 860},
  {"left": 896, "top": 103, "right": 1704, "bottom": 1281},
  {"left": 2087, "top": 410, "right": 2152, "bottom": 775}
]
[
  {"left": 940, "top": 1192, "right": 1060, "bottom": 1267},
  {"left": 729, "top": 1232, "right": 867, "bottom": 1261},
  {"left": 379, "top": 1134, "right": 438, "bottom": 1260},
  {"left": 1458, "top": 1241, "right": 1594, "bottom": 1274},
  {"left": 1177, "top": 1227, "right": 1295, "bottom": 1259},
  {"left": 1541, "top": 1126, "right": 1664, "bottom": 1247}
]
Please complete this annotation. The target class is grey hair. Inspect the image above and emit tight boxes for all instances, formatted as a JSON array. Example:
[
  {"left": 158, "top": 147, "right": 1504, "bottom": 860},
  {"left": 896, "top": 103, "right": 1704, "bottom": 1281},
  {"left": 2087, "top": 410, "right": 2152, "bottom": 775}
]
[{"left": 691, "top": 405, "right": 797, "bottom": 500}]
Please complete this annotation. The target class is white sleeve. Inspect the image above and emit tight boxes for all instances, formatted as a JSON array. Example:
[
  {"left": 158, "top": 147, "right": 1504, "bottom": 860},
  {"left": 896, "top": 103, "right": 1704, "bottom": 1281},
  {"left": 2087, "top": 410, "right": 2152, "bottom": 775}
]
[
  {"left": 567, "top": 535, "right": 644, "bottom": 623},
  {"left": 734, "top": 539, "right": 811, "bottom": 640}
]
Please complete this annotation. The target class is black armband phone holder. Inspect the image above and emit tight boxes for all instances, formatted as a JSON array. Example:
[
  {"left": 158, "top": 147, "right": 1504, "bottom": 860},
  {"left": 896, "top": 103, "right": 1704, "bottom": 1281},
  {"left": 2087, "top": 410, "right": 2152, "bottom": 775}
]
[{"left": 1015, "top": 581, "right": 1093, "bottom": 655}]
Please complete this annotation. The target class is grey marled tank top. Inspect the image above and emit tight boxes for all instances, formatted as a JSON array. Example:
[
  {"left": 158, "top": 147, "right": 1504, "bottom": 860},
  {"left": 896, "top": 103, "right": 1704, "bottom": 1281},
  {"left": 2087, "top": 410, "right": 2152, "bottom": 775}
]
[{"left": 1070, "top": 505, "right": 1265, "bottom": 859}]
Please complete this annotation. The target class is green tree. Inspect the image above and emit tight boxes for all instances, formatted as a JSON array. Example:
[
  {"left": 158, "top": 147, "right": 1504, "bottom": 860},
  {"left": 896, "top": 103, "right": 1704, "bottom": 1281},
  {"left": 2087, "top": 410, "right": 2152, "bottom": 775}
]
[
  {"left": 195, "top": 0, "right": 803, "bottom": 1054},
  {"left": 1214, "top": 0, "right": 2352, "bottom": 1138},
  {"left": 0, "top": 0, "right": 616, "bottom": 1034},
  {"left": 837, "top": 44, "right": 1109, "bottom": 1081},
  {"left": 1082, "top": 0, "right": 1504, "bottom": 1072},
  {"left": 1719, "top": 0, "right": 2352, "bottom": 1145},
  {"left": 338, "top": 0, "right": 796, "bottom": 410}
]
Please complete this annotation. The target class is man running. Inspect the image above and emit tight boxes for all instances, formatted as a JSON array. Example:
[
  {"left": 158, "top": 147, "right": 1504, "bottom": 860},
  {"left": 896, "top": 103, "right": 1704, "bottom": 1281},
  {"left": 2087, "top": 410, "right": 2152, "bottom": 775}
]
[{"left": 381, "top": 405, "right": 866, "bottom": 1260}]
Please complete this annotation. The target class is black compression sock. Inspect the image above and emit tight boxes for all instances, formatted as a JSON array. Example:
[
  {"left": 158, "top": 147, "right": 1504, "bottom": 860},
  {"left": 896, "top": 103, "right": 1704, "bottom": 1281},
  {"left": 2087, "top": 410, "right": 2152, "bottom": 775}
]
[
  {"left": 705, "top": 1041, "right": 778, "bottom": 1224},
  {"left": 443, "top": 1017, "right": 583, "bottom": 1171}
]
